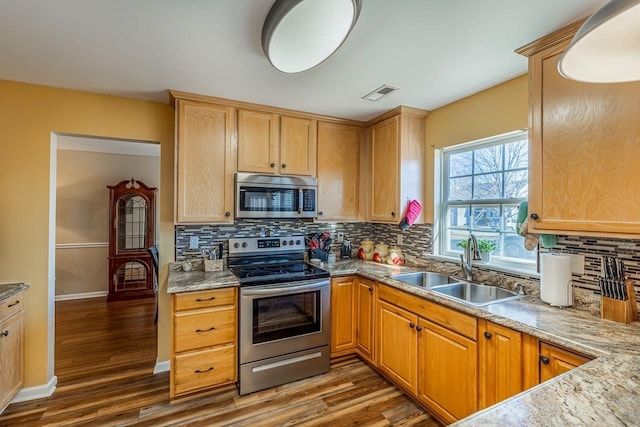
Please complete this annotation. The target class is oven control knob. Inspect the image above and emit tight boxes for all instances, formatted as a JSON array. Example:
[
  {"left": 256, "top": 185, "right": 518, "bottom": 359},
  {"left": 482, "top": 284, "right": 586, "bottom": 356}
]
[
  {"left": 282, "top": 240, "right": 288, "bottom": 246},
  {"left": 233, "top": 242, "right": 240, "bottom": 249},
  {"left": 289, "top": 240, "right": 294, "bottom": 246},
  {"left": 242, "top": 242, "right": 248, "bottom": 248},
  {"left": 296, "top": 239, "right": 301, "bottom": 245}
]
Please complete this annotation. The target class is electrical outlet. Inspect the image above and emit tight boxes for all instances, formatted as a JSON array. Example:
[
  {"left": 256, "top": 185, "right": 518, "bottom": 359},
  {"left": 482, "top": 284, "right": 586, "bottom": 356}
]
[
  {"left": 337, "top": 232, "right": 344, "bottom": 243},
  {"left": 571, "top": 254, "right": 584, "bottom": 275},
  {"left": 396, "top": 234, "right": 403, "bottom": 245},
  {"left": 189, "top": 236, "right": 199, "bottom": 250}
]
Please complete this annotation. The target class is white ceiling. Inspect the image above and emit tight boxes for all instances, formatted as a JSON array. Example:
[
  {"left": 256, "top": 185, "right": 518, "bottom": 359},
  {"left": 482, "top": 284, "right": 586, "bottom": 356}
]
[{"left": 0, "top": 0, "right": 608, "bottom": 121}]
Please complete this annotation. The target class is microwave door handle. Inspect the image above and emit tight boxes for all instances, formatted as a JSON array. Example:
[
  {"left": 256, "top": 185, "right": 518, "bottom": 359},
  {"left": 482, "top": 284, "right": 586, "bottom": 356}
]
[{"left": 298, "top": 188, "right": 303, "bottom": 215}]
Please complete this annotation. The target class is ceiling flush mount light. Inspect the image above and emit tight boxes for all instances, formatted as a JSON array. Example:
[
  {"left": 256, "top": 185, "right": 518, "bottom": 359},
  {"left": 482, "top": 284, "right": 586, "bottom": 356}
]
[
  {"left": 558, "top": 0, "right": 640, "bottom": 83},
  {"left": 262, "top": 0, "right": 362, "bottom": 73}
]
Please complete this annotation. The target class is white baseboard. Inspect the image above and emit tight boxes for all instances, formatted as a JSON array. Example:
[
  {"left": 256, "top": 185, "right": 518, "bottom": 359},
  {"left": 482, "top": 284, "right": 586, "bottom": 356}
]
[
  {"left": 154, "top": 359, "right": 170, "bottom": 374},
  {"left": 12, "top": 375, "right": 58, "bottom": 403},
  {"left": 55, "top": 291, "right": 108, "bottom": 301}
]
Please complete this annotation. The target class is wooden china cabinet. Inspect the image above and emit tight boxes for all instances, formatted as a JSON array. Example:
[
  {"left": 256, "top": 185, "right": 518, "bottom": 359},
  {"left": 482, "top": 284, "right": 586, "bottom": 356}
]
[{"left": 107, "top": 178, "right": 157, "bottom": 301}]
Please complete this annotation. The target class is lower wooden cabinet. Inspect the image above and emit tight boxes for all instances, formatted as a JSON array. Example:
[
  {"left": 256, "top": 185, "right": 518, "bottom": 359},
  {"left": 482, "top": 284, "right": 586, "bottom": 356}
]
[
  {"left": 355, "top": 278, "right": 376, "bottom": 363},
  {"left": 329, "top": 280, "right": 594, "bottom": 423},
  {"left": 478, "top": 320, "right": 523, "bottom": 409},
  {"left": 376, "top": 284, "right": 478, "bottom": 423},
  {"left": 170, "top": 287, "right": 237, "bottom": 398},
  {"left": 539, "top": 341, "right": 591, "bottom": 383},
  {"left": 0, "top": 292, "right": 24, "bottom": 413},
  {"left": 330, "top": 277, "right": 357, "bottom": 356},
  {"left": 418, "top": 318, "right": 478, "bottom": 423},
  {"left": 377, "top": 300, "right": 418, "bottom": 394}
]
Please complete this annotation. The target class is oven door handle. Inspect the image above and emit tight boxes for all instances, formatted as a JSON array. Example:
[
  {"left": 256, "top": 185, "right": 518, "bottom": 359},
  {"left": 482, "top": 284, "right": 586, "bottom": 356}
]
[{"left": 241, "top": 281, "right": 328, "bottom": 296}]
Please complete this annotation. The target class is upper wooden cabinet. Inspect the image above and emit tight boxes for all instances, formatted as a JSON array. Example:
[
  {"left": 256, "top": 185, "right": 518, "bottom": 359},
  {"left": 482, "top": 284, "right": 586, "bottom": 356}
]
[
  {"left": 174, "top": 99, "right": 236, "bottom": 223},
  {"left": 317, "top": 121, "right": 363, "bottom": 221},
  {"left": 368, "top": 107, "right": 428, "bottom": 223},
  {"left": 237, "top": 109, "right": 317, "bottom": 176},
  {"left": 518, "top": 21, "right": 640, "bottom": 237},
  {"left": 237, "top": 109, "right": 278, "bottom": 174}
]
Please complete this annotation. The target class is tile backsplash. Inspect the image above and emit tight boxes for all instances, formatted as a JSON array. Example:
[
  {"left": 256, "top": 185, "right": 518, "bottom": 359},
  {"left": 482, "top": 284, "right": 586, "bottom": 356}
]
[
  {"left": 175, "top": 220, "right": 640, "bottom": 300},
  {"left": 175, "top": 220, "right": 431, "bottom": 261},
  {"left": 542, "top": 235, "right": 640, "bottom": 296}
]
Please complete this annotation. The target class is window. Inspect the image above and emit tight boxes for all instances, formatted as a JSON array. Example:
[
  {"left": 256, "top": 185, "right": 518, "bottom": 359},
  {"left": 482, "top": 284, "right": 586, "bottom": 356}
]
[{"left": 438, "top": 131, "right": 536, "bottom": 269}]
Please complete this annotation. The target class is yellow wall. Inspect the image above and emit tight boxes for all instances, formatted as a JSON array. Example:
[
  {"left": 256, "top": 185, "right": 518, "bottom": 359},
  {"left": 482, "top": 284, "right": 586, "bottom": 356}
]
[
  {"left": 424, "top": 75, "right": 528, "bottom": 221},
  {"left": 0, "top": 80, "right": 175, "bottom": 388}
]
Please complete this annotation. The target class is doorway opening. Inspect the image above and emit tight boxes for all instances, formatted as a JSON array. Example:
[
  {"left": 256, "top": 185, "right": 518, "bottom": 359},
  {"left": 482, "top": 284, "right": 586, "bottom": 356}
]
[{"left": 51, "top": 133, "right": 160, "bottom": 386}]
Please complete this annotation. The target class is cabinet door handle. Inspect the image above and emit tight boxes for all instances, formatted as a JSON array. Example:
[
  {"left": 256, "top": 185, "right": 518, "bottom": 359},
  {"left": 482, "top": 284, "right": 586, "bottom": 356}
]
[
  {"left": 195, "top": 367, "right": 214, "bottom": 374},
  {"left": 270, "top": 163, "right": 275, "bottom": 168},
  {"left": 368, "top": 287, "right": 373, "bottom": 292},
  {"left": 415, "top": 325, "right": 423, "bottom": 331},
  {"left": 484, "top": 331, "right": 492, "bottom": 339},
  {"left": 1, "top": 331, "right": 8, "bottom": 337},
  {"left": 530, "top": 213, "right": 539, "bottom": 220},
  {"left": 7, "top": 300, "right": 20, "bottom": 308},
  {"left": 282, "top": 163, "right": 287, "bottom": 169},
  {"left": 409, "top": 322, "right": 415, "bottom": 329},
  {"left": 540, "top": 355, "right": 550, "bottom": 365},
  {"left": 391, "top": 211, "right": 396, "bottom": 216},
  {"left": 225, "top": 211, "right": 231, "bottom": 217},
  {"left": 195, "top": 326, "right": 216, "bottom": 333},
  {"left": 318, "top": 211, "right": 324, "bottom": 216},
  {"left": 196, "top": 296, "right": 216, "bottom": 302}
]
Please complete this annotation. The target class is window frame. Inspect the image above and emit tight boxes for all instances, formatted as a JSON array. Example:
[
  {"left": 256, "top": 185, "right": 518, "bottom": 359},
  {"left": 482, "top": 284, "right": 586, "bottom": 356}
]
[{"left": 435, "top": 130, "right": 537, "bottom": 273}]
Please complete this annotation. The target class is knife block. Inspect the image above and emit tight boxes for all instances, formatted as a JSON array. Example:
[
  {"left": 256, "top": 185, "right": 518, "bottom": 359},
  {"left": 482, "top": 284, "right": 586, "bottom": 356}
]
[{"left": 601, "top": 279, "right": 638, "bottom": 323}]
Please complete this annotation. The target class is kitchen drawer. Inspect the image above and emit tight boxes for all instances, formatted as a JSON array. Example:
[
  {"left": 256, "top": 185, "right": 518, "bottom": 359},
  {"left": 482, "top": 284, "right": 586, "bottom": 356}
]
[
  {"left": 175, "top": 287, "right": 236, "bottom": 311},
  {"left": 378, "top": 284, "right": 476, "bottom": 341},
  {"left": 174, "top": 307, "right": 236, "bottom": 353},
  {"left": 173, "top": 344, "right": 236, "bottom": 396},
  {"left": 0, "top": 292, "right": 24, "bottom": 320}
]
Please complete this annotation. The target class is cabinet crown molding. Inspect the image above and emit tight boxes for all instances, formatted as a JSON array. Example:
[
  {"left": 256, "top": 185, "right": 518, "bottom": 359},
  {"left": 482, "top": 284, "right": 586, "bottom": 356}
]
[{"left": 515, "top": 18, "right": 587, "bottom": 58}]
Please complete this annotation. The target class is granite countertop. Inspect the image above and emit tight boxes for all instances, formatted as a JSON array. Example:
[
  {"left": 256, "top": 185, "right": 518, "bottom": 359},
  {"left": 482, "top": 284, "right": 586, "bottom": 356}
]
[
  {"left": 167, "top": 261, "right": 239, "bottom": 293},
  {"left": 167, "top": 257, "right": 640, "bottom": 424},
  {"left": 0, "top": 282, "right": 29, "bottom": 302}
]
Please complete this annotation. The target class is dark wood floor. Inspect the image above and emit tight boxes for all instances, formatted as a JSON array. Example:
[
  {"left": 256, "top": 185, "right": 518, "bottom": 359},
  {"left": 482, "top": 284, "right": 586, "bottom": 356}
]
[{"left": 0, "top": 297, "right": 440, "bottom": 426}]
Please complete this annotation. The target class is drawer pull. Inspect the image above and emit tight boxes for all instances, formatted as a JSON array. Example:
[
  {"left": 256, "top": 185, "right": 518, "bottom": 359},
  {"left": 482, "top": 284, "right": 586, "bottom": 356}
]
[
  {"left": 1, "top": 331, "right": 8, "bottom": 337},
  {"left": 195, "top": 367, "right": 214, "bottom": 374},
  {"left": 195, "top": 326, "right": 216, "bottom": 333},
  {"left": 195, "top": 296, "right": 216, "bottom": 302},
  {"left": 7, "top": 300, "right": 20, "bottom": 308}
]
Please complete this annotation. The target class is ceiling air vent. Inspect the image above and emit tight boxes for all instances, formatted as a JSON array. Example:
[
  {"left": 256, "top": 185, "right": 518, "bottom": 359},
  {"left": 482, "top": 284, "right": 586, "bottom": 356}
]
[{"left": 362, "top": 84, "right": 398, "bottom": 102}]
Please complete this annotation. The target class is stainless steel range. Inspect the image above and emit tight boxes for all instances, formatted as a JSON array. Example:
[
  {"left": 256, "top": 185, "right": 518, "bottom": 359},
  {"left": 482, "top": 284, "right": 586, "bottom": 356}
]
[{"left": 228, "top": 235, "right": 331, "bottom": 395}]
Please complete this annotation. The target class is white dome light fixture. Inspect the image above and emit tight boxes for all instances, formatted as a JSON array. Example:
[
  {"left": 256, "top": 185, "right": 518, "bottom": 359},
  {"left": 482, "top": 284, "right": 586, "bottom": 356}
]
[
  {"left": 262, "top": 0, "right": 362, "bottom": 74},
  {"left": 558, "top": 0, "right": 640, "bottom": 83}
]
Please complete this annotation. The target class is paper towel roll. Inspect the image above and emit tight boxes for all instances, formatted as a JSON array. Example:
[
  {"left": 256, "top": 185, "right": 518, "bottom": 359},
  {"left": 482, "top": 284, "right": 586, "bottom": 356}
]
[{"left": 540, "top": 253, "right": 573, "bottom": 306}]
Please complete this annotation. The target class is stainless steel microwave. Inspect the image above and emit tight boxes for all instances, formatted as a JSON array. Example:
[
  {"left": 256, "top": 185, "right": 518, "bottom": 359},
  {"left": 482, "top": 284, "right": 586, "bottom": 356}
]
[{"left": 235, "top": 173, "right": 317, "bottom": 219}]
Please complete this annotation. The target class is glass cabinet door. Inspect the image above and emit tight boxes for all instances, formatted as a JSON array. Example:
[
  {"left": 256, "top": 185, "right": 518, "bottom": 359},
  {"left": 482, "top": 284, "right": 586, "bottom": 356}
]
[{"left": 116, "top": 195, "right": 148, "bottom": 253}]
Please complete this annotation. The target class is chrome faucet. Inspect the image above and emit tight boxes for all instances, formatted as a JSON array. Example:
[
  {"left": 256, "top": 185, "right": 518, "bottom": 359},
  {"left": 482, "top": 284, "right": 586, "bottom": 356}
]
[{"left": 459, "top": 234, "right": 482, "bottom": 281}]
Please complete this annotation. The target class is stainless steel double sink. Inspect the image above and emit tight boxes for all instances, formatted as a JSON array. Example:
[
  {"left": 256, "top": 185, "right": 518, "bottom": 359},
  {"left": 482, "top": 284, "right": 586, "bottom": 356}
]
[{"left": 390, "top": 272, "right": 522, "bottom": 306}]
